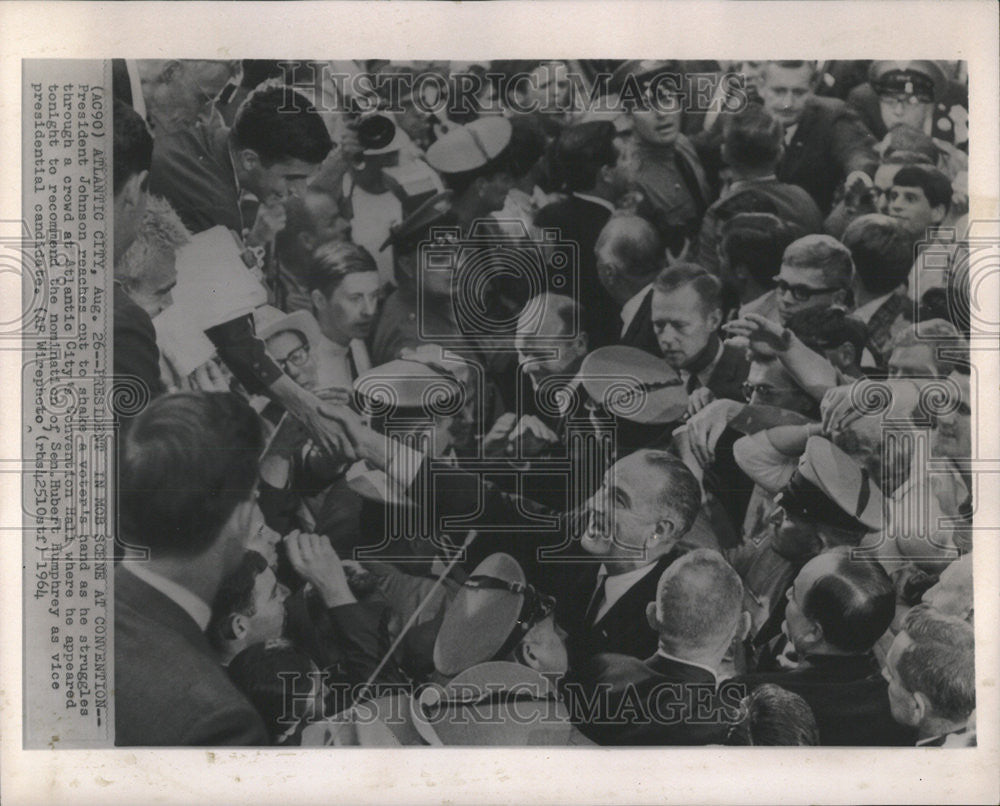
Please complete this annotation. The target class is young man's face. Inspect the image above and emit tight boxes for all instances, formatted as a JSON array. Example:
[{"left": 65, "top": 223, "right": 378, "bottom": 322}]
[
  {"left": 872, "top": 163, "right": 903, "bottom": 215},
  {"left": 650, "top": 283, "right": 721, "bottom": 370},
  {"left": 630, "top": 86, "right": 684, "bottom": 148},
  {"left": 127, "top": 250, "right": 178, "bottom": 319},
  {"left": 312, "top": 271, "right": 381, "bottom": 346},
  {"left": 759, "top": 64, "right": 815, "bottom": 130},
  {"left": 774, "top": 264, "right": 843, "bottom": 325},
  {"left": 516, "top": 306, "right": 587, "bottom": 388},
  {"left": 520, "top": 614, "right": 569, "bottom": 675},
  {"left": 888, "top": 183, "right": 946, "bottom": 237},
  {"left": 745, "top": 359, "right": 813, "bottom": 414},
  {"left": 771, "top": 508, "right": 821, "bottom": 561},
  {"left": 244, "top": 567, "right": 291, "bottom": 645},
  {"left": 244, "top": 156, "right": 319, "bottom": 206}
]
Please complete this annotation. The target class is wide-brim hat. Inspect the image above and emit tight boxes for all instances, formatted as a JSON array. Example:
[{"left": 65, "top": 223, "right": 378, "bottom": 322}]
[
  {"left": 580, "top": 346, "right": 688, "bottom": 425},
  {"left": 254, "top": 306, "right": 325, "bottom": 351},
  {"left": 433, "top": 553, "right": 526, "bottom": 677},
  {"left": 776, "top": 436, "right": 884, "bottom": 532}
]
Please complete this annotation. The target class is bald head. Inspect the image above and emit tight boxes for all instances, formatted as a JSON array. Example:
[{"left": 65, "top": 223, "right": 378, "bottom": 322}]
[
  {"left": 651, "top": 549, "right": 744, "bottom": 655},
  {"left": 595, "top": 214, "right": 664, "bottom": 306},
  {"left": 516, "top": 292, "right": 588, "bottom": 385}
]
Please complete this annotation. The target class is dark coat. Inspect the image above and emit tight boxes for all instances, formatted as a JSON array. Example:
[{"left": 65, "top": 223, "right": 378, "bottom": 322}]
[
  {"left": 564, "top": 652, "right": 742, "bottom": 745},
  {"left": 703, "top": 340, "right": 752, "bottom": 403},
  {"left": 114, "top": 567, "right": 268, "bottom": 746},
  {"left": 113, "top": 283, "right": 166, "bottom": 407},
  {"left": 734, "top": 648, "right": 917, "bottom": 746},
  {"left": 619, "top": 288, "right": 662, "bottom": 358},
  {"left": 776, "top": 96, "right": 878, "bottom": 214},
  {"left": 424, "top": 463, "right": 684, "bottom": 668},
  {"left": 534, "top": 195, "right": 618, "bottom": 349}
]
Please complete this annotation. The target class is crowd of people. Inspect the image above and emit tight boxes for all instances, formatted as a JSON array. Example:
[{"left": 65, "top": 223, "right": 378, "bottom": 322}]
[{"left": 111, "top": 58, "right": 975, "bottom": 747}]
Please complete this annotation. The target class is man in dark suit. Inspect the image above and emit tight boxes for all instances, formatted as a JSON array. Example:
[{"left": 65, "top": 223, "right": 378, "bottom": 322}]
[
  {"left": 535, "top": 121, "right": 634, "bottom": 349},
  {"left": 650, "top": 263, "right": 750, "bottom": 403},
  {"left": 115, "top": 392, "right": 269, "bottom": 746},
  {"left": 759, "top": 61, "right": 878, "bottom": 214},
  {"left": 733, "top": 547, "right": 916, "bottom": 746},
  {"left": 565, "top": 548, "right": 748, "bottom": 744},
  {"left": 333, "top": 406, "right": 705, "bottom": 668},
  {"left": 593, "top": 214, "right": 664, "bottom": 357}
]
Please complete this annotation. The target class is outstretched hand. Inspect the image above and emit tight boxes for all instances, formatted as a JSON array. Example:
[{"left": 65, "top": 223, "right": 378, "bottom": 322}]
[{"left": 723, "top": 313, "right": 791, "bottom": 359}]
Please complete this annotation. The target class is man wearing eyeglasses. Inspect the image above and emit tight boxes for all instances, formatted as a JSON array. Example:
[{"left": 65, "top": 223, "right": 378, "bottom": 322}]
[
  {"left": 743, "top": 234, "right": 854, "bottom": 327},
  {"left": 136, "top": 59, "right": 238, "bottom": 136}
]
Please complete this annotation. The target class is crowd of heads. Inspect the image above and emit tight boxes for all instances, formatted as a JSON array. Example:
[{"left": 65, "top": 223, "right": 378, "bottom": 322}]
[{"left": 113, "top": 58, "right": 975, "bottom": 747}]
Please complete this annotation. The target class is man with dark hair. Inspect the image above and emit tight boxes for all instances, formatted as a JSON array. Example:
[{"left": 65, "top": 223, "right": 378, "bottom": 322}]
[
  {"left": 566, "top": 549, "right": 748, "bottom": 745},
  {"left": 882, "top": 604, "right": 976, "bottom": 746},
  {"left": 757, "top": 60, "right": 878, "bottom": 213},
  {"left": 726, "top": 684, "right": 820, "bottom": 745},
  {"left": 149, "top": 86, "right": 355, "bottom": 461},
  {"left": 150, "top": 84, "right": 333, "bottom": 237},
  {"left": 724, "top": 213, "right": 797, "bottom": 318},
  {"left": 650, "top": 263, "right": 749, "bottom": 400},
  {"left": 841, "top": 213, "right": 915, "bottom": 369},
  {"left": 594, "top": 213, "right": 664, "bottom": 356},
  {"left": 888, "top": 164, "right": 952, "bottom": 239},
  {"left": 534, "top": 121, "right": 634, "bottom": 348},
  {"left": 115, "top": 392, "right": 268, "bottom": 746},
  {"left": 783, "top": 307, "right": 868, "bottom": 379},
  {"left": 695, "top": 105, "right": 822, "bottom": 278},
  {"left": 734, "top": 547, "right": 915, "bottom": 745},
  {"left": 888, "top": 165, "right": 958, "bottom": 299}
]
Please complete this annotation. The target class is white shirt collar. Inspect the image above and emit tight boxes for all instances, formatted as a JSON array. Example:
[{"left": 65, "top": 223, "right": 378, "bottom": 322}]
[
  {"left": 572, "top": 192, "right": 616, "bottom": 214},
  {"left": 620, "top": 283, "right": 652, "bottom": 335},
  {"left": 654, "top": 648, "right": 720, "bottom": 685},
  {"left": 126, "top": 564, "right": 212, "bottom": 632},
  {"left": 593, "top": 562, "right": 660, "bottom": 624},
  {"left": 784, "top": 123, "right": 799, "bottom": 145}
]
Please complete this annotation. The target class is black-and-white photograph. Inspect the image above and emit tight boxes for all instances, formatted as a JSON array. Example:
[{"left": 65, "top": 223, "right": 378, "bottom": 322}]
[
  {"left": 4, "top": 2, "right": 998, "bottom": 804},
  {"left": 108, "top": 57, "right": 976, "bottom": 747}
]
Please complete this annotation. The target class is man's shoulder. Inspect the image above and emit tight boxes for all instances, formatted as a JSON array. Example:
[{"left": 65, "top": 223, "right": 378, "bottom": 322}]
[{"left": 114, "top": 571, "right": 266, "bottom": 746}]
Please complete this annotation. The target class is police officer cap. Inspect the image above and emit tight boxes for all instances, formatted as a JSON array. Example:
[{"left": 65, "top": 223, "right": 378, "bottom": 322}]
[
  {"left": 434, "top": 553, "right": 554, "bottom": 676},
  {"left": 609, "top": 59, "right": 683, "bottom": 96},
  {"left": 580, "top": 346, "right": 688, "bottom": 425},
  {"left": 379, "top": 190, "right": 458, "bottom": 253},
  {"left": 776, "top": 436, "right": 884, "bottom": 532},
  {"left": 425, "top": 117, "right": 513, "bottom": 176},
  {"left": 353, "top": 358, "right": 464, "bottom": 418},
  {"left": 870, "top": 60, "right": 947, "bottom": 103}
]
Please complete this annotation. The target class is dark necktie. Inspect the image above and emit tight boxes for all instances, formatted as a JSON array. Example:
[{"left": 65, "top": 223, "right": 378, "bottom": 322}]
[{"left": 686, "top": 371, "right": 702, "bottom": 394}]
